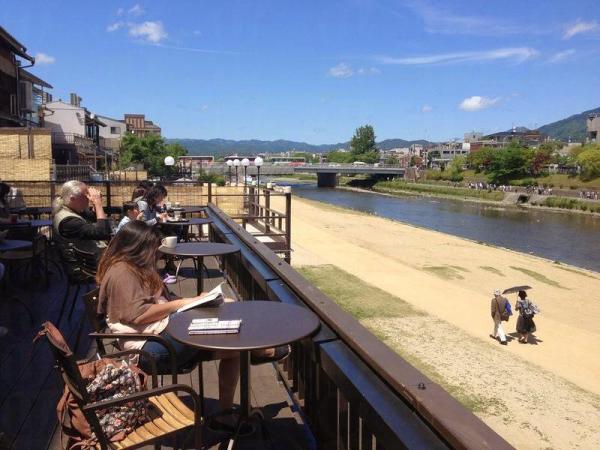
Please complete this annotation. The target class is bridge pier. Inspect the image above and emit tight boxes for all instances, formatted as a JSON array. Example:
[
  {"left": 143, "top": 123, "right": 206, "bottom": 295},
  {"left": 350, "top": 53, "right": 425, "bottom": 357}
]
[{"left": 317, "top": 172, "right": 338, "bottom": 187}]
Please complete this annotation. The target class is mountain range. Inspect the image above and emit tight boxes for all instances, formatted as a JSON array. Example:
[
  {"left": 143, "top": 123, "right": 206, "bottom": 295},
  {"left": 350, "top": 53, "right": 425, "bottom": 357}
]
[{"left": 167, "top": 106, "right": 598, "bottom": 155}]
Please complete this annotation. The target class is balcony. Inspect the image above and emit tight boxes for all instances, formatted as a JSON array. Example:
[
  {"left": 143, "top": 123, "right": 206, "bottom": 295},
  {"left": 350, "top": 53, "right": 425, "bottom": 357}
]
[{"left": 0, "top": 185, "right": 511, "bottom": 449}]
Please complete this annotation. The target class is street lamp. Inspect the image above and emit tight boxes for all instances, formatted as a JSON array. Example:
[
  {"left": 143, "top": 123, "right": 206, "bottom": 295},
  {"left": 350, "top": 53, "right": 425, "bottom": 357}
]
[
  {"left": 241, "top": 158, "right": 250, "bottom": 189},
  {"left": 164, "top": 156, "right": 175, "bottom": 180},
  {"left": 226, "top": 160, "right": 233, "bottom": 185},
  {"left": 233, "top": 159, "right": 240, "bottom": 186},
  {"left": 254, "top": 156, "right": 264, "bottom": 187}
]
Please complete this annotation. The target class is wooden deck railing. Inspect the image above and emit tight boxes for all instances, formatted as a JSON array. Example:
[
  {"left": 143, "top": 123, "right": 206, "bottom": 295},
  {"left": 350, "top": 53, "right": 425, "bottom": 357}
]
[{"left": 206, "top": 203, "right": 514, "bottom": 450}]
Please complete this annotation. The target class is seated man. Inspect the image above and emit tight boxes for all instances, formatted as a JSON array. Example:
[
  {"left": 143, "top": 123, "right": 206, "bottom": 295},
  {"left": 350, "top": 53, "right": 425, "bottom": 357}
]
[{"left": 52, "top": 180, "right": 112, "bottom": 275}]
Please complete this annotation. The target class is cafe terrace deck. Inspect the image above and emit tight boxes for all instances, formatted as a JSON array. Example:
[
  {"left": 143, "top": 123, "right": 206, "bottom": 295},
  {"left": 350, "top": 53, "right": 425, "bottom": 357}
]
[{"left": 0, "top": 182, "right": 513, "bottom": 449}]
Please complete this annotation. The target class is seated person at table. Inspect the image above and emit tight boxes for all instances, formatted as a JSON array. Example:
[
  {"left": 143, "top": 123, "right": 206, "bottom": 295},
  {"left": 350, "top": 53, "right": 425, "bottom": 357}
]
[
  {"left": 115, "top": 201, "right": 142, "bottom": 234},
  {"left": 131, "top": 180, "right": 153, "bottom": 202},
  {"left": 0, "top": 182, "right": 11, "bottom": 222},
  {"left": 137, "top": 185, "right": 168, "bottom": 226},
  {"left": 52, "top": 180, "right": 112, "bottom": 271},
  {"left": 96, "top": 221, "right": 242, "bottom": 417}
]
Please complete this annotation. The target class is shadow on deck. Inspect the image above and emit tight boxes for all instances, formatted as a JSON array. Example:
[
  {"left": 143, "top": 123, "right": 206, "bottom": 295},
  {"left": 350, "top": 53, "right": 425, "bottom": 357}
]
[{"left": 0, "top": 250, "right": 312, "bottom": 450}]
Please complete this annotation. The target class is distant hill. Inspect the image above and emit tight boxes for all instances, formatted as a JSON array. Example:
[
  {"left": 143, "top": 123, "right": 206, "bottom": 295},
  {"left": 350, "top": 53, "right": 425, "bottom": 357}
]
[
  {"left": 537, "top": 106, "right": 600, "bottom": 142},
  {"left": 166, "top": 137, "right": 434, "bottom": 156}
]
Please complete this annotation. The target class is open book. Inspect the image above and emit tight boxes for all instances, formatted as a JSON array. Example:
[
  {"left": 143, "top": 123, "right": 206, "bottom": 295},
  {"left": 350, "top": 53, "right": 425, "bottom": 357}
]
[{"left": 176, "top": 283, "right": 225, "bottom": 313}]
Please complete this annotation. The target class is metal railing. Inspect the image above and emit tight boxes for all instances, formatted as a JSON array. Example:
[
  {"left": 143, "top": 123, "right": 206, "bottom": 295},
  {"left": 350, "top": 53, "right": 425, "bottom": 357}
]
[{"left": 207, "top": 203, "right": 513, "bottom": 450}]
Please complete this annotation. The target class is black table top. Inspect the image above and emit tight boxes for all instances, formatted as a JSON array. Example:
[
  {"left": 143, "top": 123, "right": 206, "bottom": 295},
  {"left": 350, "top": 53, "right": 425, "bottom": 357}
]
[
  {"left": 176, "top": 207, "right": 205, "bottom": 214},
  {"left": 0, "top": 239, "right": 33, "bottom": 252},
  {"left": 167, "top": 301, "right": 320, "bottom": 351},
  {"left": 159, "top": 242, "right": 239, "bottom": 257},
  {"left": 160, "top": 217, "right": 213, "bottom": 227}
]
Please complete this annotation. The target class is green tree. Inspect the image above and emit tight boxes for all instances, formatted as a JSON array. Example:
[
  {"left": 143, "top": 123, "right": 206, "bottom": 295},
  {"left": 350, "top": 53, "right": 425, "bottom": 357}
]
[
  {"left": 577, "top": 146, "right": 600, "bottom": 180},
  {"left": 326, "top": 150, "right": 353, "bottom": 163},
  {"left": 467, "top": 147, "right": 496, "bottom": 172},
  {"left": 119, "top": 134, "right": 187, "bottom": 177},
  {"left": 385, "top": 154, "right": 399, "bottom": 165},
  {"left": 486, "top": 145, "right": 531, "bottom": 184},
  {"left": 349, "top": 125, "right": 379, "bottom": 163}
]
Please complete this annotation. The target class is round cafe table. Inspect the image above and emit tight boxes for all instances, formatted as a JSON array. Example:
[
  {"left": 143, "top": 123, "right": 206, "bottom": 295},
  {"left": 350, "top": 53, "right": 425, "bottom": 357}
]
[
  {"left": 167, "top": 301, "right": 320, "bottom": 445},
  {"left": 169, "top": 206, "right": 205, "bottom": 215},
  {"left": 159, "top": 242, "right": 239, "bottom": 295}
]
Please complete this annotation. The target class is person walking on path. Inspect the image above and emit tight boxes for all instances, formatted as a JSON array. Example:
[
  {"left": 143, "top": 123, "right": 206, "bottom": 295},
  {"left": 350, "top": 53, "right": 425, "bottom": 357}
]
[
  {"left": 490, "top": 289, "right": 510, "bottom": 345},
  {"left": 516, "top": 290, "right": 538, "bottom": 344}
]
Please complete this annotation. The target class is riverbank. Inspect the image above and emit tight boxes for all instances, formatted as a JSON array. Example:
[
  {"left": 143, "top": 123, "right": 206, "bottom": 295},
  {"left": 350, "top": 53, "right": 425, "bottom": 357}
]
[
  {"left": 272, "top": 194, "right": 600, "bottom": 449},
  {"left": 346, "top": 182, "right": 600, "bottom": 217}
]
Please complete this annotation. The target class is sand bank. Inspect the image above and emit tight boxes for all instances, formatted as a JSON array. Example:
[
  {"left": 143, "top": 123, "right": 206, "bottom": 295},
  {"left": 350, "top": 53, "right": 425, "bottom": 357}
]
[{"left": 274, "top": 194, "right": 600, "bottom": 396}]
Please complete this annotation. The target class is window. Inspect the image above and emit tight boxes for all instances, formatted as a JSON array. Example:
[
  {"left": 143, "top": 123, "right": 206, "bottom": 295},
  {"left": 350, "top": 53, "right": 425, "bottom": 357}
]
[{"left": 110, "top": 126, "right": 121, "bottom": 134}]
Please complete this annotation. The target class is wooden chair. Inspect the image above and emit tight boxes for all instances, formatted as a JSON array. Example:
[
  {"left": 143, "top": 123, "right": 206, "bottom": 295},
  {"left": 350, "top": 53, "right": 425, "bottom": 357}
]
[
  {"left": 42, "top": 321, "right": 202, "bottom": 450},
  {"left": 83, "top": 288, "right": 208, "bottom": 415}
]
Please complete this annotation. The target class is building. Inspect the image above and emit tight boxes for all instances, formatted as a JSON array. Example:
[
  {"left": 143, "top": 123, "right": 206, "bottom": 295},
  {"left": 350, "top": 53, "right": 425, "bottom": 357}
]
[
  {"left": 124, "top": 113, "right": 161, "bottom": 137},
  {"left": 587, "top": 113, "right": 600, "bottom": 143},
  {"left": 484, "top": 128, "right": 545, "bottom": 147},
  {"left": 464, "top": 131, "right": 483, "bottom": 143},
  {"left": 429, "top": 142, "right": 470, "bottom": 167},
  {"left": 0, "top": 26, "right": 52, "bottom": 128},
  {"left": 0, "top": 26, "right": 54, "bottom": 181},
  {"left": 177, "top": 155, "right": 214, "bottom": 177},
  {"left": 97, "top": 114, "right": 127, "bottom": 153},
  {"left": 44, "top": 95, "right": 113, "bottom": 170}
]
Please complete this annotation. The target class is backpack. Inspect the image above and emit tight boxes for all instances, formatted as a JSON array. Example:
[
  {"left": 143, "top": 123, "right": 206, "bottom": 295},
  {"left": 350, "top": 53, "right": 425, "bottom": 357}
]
[{"left": 36, "top": 322, "right": 149, "bottom": 449}]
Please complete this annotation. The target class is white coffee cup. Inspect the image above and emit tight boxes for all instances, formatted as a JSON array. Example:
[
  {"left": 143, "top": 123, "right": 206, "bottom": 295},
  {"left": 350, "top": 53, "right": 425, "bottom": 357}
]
[
  {"left": 161, "top": 236, "right": 177, "bottom": 248},
  {"left": 174, "top": 211, "right": 182, "bottom": 220},
  {"left": 175, "top": 202, "right": 181, "bottom": 207},
  {"left": 165, "top": 201, "right": 172, "bottom": 210}
]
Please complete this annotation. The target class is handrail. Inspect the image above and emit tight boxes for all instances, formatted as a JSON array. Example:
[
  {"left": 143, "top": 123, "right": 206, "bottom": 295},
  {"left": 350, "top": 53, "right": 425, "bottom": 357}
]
[{"left": 207, "top": 203, "right": 513, "bottom": 449}]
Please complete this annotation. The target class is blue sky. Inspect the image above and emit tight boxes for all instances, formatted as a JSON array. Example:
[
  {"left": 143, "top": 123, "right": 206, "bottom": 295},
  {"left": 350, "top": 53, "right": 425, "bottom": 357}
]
[{"left": 2, "top": 0, "right": 600, "bottom": 143}]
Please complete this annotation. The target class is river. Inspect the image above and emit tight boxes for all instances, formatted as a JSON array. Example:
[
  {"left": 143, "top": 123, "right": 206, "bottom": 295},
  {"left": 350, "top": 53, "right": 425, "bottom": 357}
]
[{"left": 283, "top": 182, "right": 600, "bottom": 272}]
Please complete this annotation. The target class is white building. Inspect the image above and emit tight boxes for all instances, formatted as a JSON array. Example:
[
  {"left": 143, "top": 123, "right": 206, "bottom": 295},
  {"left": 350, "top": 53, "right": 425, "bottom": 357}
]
[{"left": 97, "top": 114, "right": 128, "bottom": 152}]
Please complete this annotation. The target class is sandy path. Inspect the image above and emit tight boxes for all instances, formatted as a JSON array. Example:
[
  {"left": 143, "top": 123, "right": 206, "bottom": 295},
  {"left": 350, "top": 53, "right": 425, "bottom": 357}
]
[{"left": 273, "top": 195, "right": 600, "bottom": 396}]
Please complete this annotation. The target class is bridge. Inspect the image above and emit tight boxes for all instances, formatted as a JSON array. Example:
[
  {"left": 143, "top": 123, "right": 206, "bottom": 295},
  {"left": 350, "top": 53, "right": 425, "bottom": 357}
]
[{"left": 294, "top": 163, "right": 406, "bottom": 187}]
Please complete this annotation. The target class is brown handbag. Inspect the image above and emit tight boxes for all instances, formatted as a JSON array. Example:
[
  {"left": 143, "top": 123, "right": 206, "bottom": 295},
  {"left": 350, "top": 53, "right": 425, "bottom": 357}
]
[{"left": 36, "top": 322, "right": 148, "bottom": 449}]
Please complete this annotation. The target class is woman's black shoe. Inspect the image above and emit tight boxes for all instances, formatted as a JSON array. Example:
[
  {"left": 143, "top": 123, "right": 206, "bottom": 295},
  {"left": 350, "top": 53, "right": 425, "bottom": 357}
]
[{"left": 250, "top": 345, "right": 291, "bottom": 366}]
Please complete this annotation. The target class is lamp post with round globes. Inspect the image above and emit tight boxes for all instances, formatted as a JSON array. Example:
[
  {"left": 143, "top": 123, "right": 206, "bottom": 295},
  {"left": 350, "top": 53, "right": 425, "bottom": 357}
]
[
  {"left": 254, "top": 156, "right": 264, "bottom": 187},
  {"left": 233, "top": 159, "right": 240, "bottom": 186},
  {"left": 164, "top": 156, "right": 175, "bottom": 180},
  {"left": 226, "top": 160, "right": 233, "bottom": 185},
  {"left": 241, "top": 158, "right": 250, "bottom": 189}
]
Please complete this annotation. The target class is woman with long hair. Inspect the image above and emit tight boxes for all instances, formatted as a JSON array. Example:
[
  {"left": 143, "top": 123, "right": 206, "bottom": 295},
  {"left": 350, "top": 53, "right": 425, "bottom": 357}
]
[
  {"left": 137, "top": 184, "right": 168, "bottom": 226},
  {"left": 0, "top": 182, "right": 11, "bottom": 219},
  {"left": 96, "top": 221, "right": 240, "bottom": 415},
  {"left": 131, "top": 180, "right": 153, "bottom": 202}
]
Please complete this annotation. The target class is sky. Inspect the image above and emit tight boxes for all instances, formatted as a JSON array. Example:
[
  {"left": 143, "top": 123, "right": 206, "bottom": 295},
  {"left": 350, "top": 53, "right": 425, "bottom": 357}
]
[{"left": 2, "top": 0, "right": 600, "bottom": 143}]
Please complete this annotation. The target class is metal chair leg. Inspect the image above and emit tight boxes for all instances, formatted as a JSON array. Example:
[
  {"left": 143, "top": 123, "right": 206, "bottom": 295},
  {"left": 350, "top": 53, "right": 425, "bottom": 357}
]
[{"left": 198, "top": 362, "right": 205, "bottom": 418}]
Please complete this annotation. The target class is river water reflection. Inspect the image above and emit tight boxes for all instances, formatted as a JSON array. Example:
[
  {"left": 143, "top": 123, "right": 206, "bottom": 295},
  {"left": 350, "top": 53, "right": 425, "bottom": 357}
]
[{"left": 287, "top": 183, "right": 600, "bottom": 272}]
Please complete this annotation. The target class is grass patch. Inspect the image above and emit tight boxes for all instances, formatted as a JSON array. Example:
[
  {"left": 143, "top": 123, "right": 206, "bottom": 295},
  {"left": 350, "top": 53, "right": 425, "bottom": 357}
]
[
  {"left": 553, "top": 264, "right": 598, "bottom": 280},
  {"left": 541, "top": 196, "right": 600, "bottom": 213},
  {"left": 480, "top": 266, "right": 505, "bottom": 276},
  {"left": 510, "top": 266, "right": 567, "bottom": 289},
  {"left": 297, "top": 264, "right": 424, "bottom": 320},
  {"left": 422, "top": 265, "right": 465, "bottom": 280},
  {"left": 374, "top": 180, "right": 505, "bottom": 201}
]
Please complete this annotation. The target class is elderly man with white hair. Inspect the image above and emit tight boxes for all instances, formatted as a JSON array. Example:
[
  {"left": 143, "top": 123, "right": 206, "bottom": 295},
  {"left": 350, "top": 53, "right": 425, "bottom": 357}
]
[
  {"left": 52, "top": 180, "right": 112, "bottom": 273},
  {"left": 490, "top": 289, "right": 510, "bottom": 345}
]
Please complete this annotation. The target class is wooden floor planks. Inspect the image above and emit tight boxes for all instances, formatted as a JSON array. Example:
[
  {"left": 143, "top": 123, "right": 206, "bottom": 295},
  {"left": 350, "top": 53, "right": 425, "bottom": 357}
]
[{"left": 1, "top": 251, "right": 312, "bottom": 450}]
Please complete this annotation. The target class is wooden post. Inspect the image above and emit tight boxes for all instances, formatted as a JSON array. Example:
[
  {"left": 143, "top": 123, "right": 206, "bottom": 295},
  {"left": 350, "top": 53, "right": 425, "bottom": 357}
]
[
  {"left": 285, "top": 192, "right": 291, "bottom": 264},
  {"left": 264, "top": 189, "right": 271, "bottom": 234},
  {"left": 105, "top": 180, "right": 112, "bottom": 208},
  {"left": 207, "top": 182, "right": 212, "bottom": 205}
]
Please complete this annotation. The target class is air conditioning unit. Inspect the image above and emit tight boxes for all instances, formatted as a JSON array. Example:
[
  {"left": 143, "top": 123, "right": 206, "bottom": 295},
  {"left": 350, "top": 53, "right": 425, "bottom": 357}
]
[{"left": 19, "top": 80, "right": 34, "bottom": 112}]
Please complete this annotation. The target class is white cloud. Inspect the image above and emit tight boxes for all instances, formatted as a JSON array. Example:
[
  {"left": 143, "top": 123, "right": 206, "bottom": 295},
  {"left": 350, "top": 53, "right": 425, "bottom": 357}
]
[
  {"left": 459, "top": 96, "right": 500, "bottom": 112},
  {"left": 200, "top": 104, "right": 209, "bottom": 111},
  {"left": 328, "top": 62, "right": 354, "bottom": 78},
  {"left": 378, "top": 47, "right": 538, "bottom": 66},
  {"left": 116, "top": 7, "right": 124, "bottom": 16},
  {"left": 548, "top": 49, "right": 576, "bottom": 63},
  {"left": 128, "top": 21, "right": 167, "bottom": 43},
  {"left": 107, "top": 21, "right": 125, "bottom": 32},
  {"left": 193, "top": 30, "right": 202, "bottom": 36},
  {"left": 128, "top": 4, "right": 145, "bottom": 16},
  {"left": 328, "top": 63, "right": 381, "bottom": 78},
  {"left": 421, "top": 105, "right": 433, "bottom": 113},
  {"left": 35, "top": 52, "right": 55, "bottom": 65},
  {"left": 563, "top": 20, "right": 599, "bottom": 39},
  {"left": 401, "top": 0, "right": 532, "bottom": 36}
]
